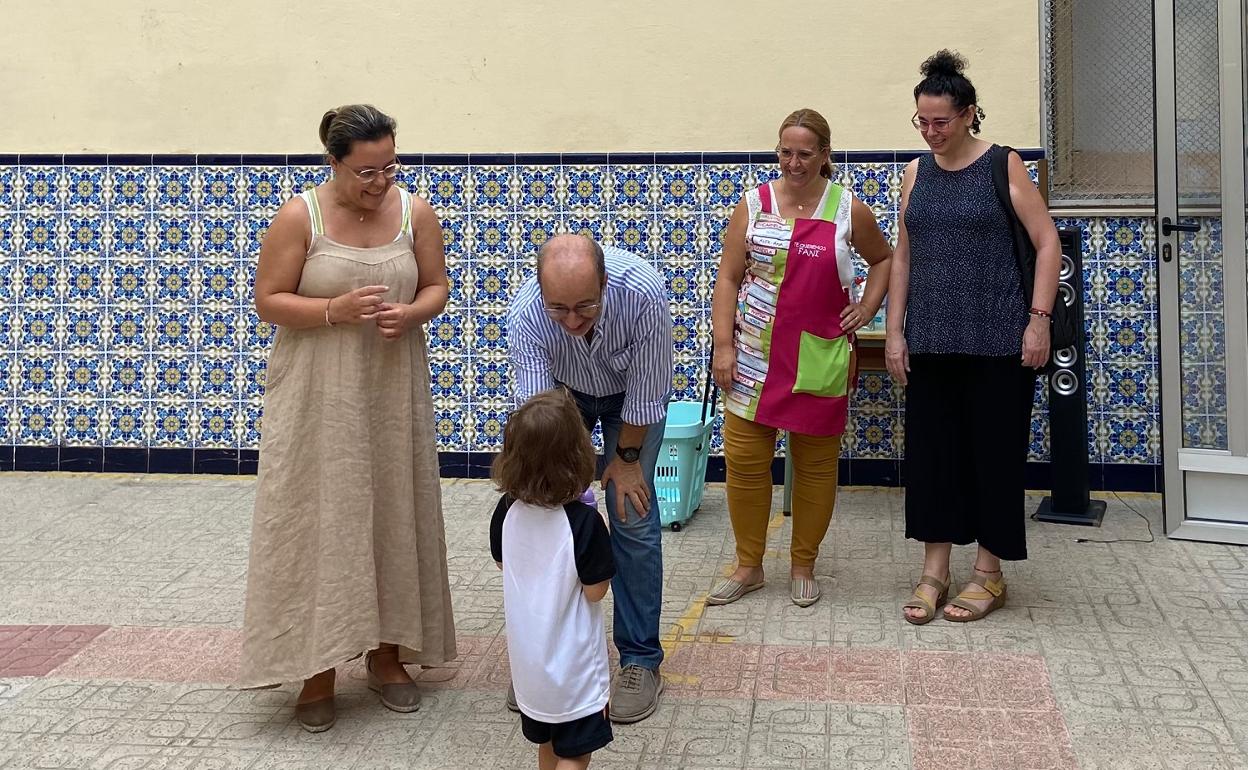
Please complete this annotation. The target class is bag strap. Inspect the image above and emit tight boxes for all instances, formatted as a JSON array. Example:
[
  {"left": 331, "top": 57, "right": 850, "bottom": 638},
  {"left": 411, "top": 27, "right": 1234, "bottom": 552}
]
[{"left": 991, "top": 144, "right": 1036, "bottom": 302}]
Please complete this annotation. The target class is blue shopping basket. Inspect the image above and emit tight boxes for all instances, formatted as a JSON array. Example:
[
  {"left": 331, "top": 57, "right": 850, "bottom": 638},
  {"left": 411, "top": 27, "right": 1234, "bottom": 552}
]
[{"left": 655, "top": 354, "right": 717, "bottom": 531}]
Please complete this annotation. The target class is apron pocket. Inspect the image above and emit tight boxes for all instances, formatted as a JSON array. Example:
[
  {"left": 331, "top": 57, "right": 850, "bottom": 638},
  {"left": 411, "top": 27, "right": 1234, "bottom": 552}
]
[{"left": 792, "top": 331, "right": 850, "bottom": 397}]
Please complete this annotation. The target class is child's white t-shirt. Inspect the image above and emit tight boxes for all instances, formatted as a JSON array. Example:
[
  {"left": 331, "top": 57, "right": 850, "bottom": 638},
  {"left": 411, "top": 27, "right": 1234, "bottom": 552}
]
[{"left": 490, "top": 495, "right": 615, "bottom": 723}]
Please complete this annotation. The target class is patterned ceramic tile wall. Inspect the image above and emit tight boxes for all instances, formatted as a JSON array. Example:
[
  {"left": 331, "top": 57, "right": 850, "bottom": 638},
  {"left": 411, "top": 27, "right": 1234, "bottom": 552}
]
[
  {"left": 1175, "top": 216, "right": 1227, "bottom": 449},
  {"left": 0, "top": 151, "right": 1165, "bottom": 475}
]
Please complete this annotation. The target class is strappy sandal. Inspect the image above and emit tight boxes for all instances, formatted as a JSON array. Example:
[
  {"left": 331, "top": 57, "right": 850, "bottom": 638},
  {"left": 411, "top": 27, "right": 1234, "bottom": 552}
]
[
  {"left": 902, "top": 574, "right": 950, "bottom": 626},
  {"left": 944, "top": 570, "right": 1007, "bottom": 623},
  {"left": 706, "top": 577, "right": 765, "bottom": 606},
  {"left": 790, "top": 576, "right": 821, "bottom": 608}
]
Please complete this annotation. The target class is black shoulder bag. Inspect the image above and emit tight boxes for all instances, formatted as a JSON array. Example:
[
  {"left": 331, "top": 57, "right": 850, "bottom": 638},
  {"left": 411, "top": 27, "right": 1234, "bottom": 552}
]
[{"left": 990, "top": 144, "right": 1077, "bottom": 351}]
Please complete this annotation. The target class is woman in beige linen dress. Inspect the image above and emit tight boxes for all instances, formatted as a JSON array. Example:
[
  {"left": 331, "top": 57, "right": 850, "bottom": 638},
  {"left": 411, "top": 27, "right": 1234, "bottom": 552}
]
[{"left": 241, "top": 104, "right": 456, "bottom": 732}]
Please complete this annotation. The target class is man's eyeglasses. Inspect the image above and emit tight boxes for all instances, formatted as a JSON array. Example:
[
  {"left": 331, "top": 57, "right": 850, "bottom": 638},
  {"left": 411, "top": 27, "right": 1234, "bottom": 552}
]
[
  {"left": 911, "top": 108, "right": 967, "bottom": 132},
  {"left": 543, "top": 301, "right": 602, "bottom": 320},
  {"left": 340, "top": 160, "right": 402, "bottom": 184}
]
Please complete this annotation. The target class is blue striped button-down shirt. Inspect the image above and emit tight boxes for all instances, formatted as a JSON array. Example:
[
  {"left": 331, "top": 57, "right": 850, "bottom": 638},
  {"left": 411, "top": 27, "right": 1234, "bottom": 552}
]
[{"left": 508, "top": 246, "right": 674, "bottom": 425}]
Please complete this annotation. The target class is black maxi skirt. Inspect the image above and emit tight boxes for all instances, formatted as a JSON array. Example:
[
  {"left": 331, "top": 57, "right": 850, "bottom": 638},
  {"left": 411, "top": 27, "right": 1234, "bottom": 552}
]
[{"left": 903, "top": 353, "right": 1038, "bottom": 561}]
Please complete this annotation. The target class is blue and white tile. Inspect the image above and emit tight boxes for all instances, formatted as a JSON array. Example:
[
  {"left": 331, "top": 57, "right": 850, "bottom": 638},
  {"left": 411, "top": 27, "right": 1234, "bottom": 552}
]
[
  {"left": 669, "top": 304, "right": 701, "bottom": 355},
  {"left": 434, "top": 407, "right": 467, "bottom": 451},
  {"left": 61, "top": 401, "right": 103, "bottom": 446},
  {"left": 288, "top": 165, "right": 330, "bottom": 195},
  {"left": 63, "top": 309, "right": 103, "bottom": 351},
  {"left": 65, "top": 213, "right": 105, "bottom": 256},
  {"left": 702, "top": 165, "right": 749, "bottom": 211},
  {"left": 605, "top": 213, "right": 655, "bottom": 254},
  {"left": 107, "top": 167, "right": 153, "bottom": 211},
  {"left": 561, "top": 215, "right": 604, "bottom": 245},
  {"left": 20, "top": 166, "right": 64, "bottom": 210},
  {"left": 15, "top": 399, "right": 57, "bottom": 445},
  {"left": 107, "top": 214, "right": 152, "bottom": 257},
  {"left": 468, "top": 215, "right": 515, "bottom": 259},
  {"left": 64, "top": 166, "right": 107, "bottom": 211},
  {"left": 467, "top": 166, "right": 514, "bottom": 212},
  {"left": 151, "top": 404, "right": 193, "bottom": 447},
  {"left": 64, "top": 260, "right": 105, "bottom": 303},
  {"left": 427, "top": 312, "right": 466, "bottom": 355},
  {"left": 194, "top": 167, "right": 242, "bottom": 211},
  {"left": 469, "top": 358, "right": 510, "bottom": 402},
  {"left": 658, "top": 165, "right": 699, "bottom": 211},
  {"left": 105, "top": 308, "right": 150, "bottom": 352},
  {"left": 106, "top": 354, "right": 150, "bottom": 398},
  {"left": 196, "top": 215, "right": 241, "bottom": 259},
  {"left": 151, "top": 353, "right": 193, "bottom": 399},
  {"left": 19, "top": 214, "right": 61, "bottom": 256},
  {"left": 242, "top": 167, "right": 287, "bottom": 213},
  {"left": 609, "top": 165, "right": 656, "bottom": 211},
  {"left": 560, "top": 166, "right": 606, "bottom": 211},
  {"left": 18, "top": 308, "right": 59, "bottom": 349},
  {"left": 105, "top": 401, "right": 148, "bottom": 447},
  {"left": 426, "top": 167, "right": 467, "bottom": 212},
  {"left": 194, "top": 401, "right": 239, "bottom": 448},
  {"left": 61, "top": 355, "right": 102, "bottom": 398},
  {"left": 154, "top": 167, "right": 195, "bottom": 210},
  {"left": 242, "top": 400, "right": 263, "bottom": 447},
  {"left": 658, "top": 214, "right": 698, "bottom": 260},
  {"left": 518, "top": 166, "right": 558, "bottom": 211},
  {"left": 1104, "top": 409, "right": 1160, "bottom": 464},
  {"left": 155, "top": 215, "right": 194, "bottom": 257},
  {"left": 429, "top": 359, "right": 467, "bottom": 404},
  {"left": 0, "top": 213, "right": 15, "bottom": 258},
  {"left": 517, "top": 214, "right": 558, "bottom": 259}
]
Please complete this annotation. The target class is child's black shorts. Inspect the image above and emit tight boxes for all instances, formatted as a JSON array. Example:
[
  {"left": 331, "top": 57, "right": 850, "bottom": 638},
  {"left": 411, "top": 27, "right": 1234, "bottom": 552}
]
[{"left": 520, "top": 707, "right": 613, "bottom": 758}]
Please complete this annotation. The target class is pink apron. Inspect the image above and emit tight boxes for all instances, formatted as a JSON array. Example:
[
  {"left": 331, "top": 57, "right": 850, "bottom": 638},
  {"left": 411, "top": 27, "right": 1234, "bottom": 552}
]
[{"left": 726, "top": 182, "right": 853, "bottom": 437}]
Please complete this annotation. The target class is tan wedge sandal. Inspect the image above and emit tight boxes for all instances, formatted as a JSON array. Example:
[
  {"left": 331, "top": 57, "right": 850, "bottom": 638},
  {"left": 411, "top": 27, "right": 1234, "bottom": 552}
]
[
  {"left": 944, "top": 570, "right": 1007, "bottom": 623},
  {"left": 902, "top": 574, "right": 950, "bottom": 626}
]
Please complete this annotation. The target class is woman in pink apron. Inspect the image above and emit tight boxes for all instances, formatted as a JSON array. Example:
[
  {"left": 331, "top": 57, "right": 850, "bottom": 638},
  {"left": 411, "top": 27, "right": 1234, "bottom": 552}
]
[{"left": 708, "top": 109, "right": 893, "bottom": 607}]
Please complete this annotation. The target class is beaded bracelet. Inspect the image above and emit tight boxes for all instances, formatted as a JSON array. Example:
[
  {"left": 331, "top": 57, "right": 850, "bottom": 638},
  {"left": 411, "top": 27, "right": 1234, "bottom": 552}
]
[{"left": 1028, "top": 307, "right": 1051, "bottom": 318}]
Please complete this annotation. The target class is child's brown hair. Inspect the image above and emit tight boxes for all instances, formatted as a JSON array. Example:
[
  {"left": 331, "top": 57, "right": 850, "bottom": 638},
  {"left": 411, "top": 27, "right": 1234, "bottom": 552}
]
[{"left": 492, "top": 388, "right": 596, "bottom": 507}]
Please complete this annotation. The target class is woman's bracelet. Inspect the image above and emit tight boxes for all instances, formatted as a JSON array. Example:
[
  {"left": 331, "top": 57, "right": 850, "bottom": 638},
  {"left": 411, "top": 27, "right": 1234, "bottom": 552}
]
[
  {"left": 1028, "top": 307, "right": 1051, "bottom": 318},
  {"left": 325, "top": 298, "right": 335, "bottom": 326}
]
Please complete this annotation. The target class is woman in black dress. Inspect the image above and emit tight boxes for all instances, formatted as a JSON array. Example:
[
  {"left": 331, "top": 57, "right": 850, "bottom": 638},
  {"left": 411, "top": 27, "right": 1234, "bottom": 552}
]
[{"left": 885, "top": 51, "right": 1061, "bottom": 624}]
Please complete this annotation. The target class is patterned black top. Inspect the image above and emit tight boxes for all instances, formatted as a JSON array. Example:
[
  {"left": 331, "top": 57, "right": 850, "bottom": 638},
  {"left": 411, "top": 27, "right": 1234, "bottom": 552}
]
[{"left": 902, "top": 148, "right": 1027, "bottom": 356}]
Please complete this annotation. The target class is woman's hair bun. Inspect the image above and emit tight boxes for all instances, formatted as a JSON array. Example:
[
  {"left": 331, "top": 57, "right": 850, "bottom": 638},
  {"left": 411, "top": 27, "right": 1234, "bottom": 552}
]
[{"left": 920, "top": 49, "right": 968, "bottom": 79}]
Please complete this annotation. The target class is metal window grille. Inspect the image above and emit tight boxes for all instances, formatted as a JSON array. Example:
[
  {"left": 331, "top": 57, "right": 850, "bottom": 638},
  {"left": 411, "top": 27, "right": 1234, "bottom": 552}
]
[{"left": 1043, "top": 0, "right": 1156, "bottom": 204}]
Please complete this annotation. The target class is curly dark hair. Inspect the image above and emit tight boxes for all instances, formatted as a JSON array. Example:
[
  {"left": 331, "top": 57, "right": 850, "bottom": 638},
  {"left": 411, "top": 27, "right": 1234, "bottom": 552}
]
[
  {"left": 914, "top": 50, "right": 986, "bottom": 134},
  {"left": 492, "top": 388, "right": 596, "bottom": 507}
]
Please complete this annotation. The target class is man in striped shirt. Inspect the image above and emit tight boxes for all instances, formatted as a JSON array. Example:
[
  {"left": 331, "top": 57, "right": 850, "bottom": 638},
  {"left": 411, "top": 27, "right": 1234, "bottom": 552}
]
[{"left": 506, "top": 234, "right": 674, "bottom": 724}]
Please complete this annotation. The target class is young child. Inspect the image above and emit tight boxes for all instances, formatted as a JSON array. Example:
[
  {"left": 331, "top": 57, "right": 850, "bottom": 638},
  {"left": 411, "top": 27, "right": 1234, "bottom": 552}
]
[{"left": 491, "top": 388, "right": 615, "bottom": 770}]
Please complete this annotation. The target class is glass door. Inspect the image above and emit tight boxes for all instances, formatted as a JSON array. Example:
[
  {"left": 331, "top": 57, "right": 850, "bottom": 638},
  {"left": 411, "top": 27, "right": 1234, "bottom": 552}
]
[{"left": 1156, "top": 0, "right": 1248, "bottom": 541}]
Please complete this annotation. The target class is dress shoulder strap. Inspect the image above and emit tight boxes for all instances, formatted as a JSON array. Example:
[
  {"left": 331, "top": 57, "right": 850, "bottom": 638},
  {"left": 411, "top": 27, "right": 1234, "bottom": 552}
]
[
  {"left": 399, "top": 187, "right": 413, "bottom": 239},
  {"left": 300, "top": 189, "right": 325, "bottom": 238}
]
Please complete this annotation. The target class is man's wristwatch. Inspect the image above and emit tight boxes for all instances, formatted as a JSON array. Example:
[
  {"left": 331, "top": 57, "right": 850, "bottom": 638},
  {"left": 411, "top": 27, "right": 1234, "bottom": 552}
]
[{"left": 615, "top": 445, "right": 641, "bottom": 464}]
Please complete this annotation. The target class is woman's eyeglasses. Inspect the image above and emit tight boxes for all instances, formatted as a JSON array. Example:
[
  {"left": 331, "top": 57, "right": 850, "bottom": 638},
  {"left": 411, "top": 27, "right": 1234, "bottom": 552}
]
[
  {"left": 911, "top": 108, "right": 967, "bottom": 132},
  {"left": 340, "top": 160, "right": 402, "bottom": 184}
]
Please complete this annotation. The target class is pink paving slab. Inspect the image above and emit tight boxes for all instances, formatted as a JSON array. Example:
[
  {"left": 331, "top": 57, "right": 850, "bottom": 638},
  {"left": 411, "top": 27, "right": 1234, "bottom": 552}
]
[
  {"left": 908, "top": 705, "right": 1079, "bottom": 770},
  {"left": 48, "top": 627, "right": 241, "bottom": 683},
  {"left": 903, "top": 651, "right": 1058, "bottom": 710},
  {"left": 0, "top": 625, "right": 108, "bottom": 677}
]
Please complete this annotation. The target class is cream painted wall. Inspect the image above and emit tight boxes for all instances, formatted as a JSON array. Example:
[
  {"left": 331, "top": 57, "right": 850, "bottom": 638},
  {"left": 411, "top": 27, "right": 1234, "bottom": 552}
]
[{"left": 1, "top": 1, "right": 1041, "bottom": 153}]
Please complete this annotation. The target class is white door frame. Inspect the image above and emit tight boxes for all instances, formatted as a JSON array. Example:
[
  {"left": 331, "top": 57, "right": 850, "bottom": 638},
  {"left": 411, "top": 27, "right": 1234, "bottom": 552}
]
[{"left": 1156, "top": 0, "right": 1248, "bottom": 543}]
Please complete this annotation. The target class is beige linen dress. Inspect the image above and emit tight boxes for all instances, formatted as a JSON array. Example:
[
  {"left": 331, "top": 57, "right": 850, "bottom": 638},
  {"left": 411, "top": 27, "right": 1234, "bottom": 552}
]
[{"left": 238, "top": 187, "right": 456, "bottom": 688}]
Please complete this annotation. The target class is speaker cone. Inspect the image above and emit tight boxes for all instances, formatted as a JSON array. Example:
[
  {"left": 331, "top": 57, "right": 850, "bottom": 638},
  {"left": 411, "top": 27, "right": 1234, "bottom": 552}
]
[
  {"left": 1052, "top": 369, "right": 1079, "bottom": 396},
  {"left": 1060, "top": 253, "right": 1076, "bottom": 281},
  {"left": 1053, "top": 346, "right": 1078, "bottom": 367}
]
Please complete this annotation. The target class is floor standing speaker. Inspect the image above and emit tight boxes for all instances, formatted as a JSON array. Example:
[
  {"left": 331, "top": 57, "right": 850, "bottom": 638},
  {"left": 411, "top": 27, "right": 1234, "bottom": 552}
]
[{"left": 1034, "top": 227, "right": 1107, "bottom": 526}]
